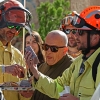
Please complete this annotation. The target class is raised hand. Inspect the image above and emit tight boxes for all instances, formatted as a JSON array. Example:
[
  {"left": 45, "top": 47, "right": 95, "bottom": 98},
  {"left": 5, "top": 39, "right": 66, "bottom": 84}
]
[{"left": 24, "top": 51, "right": 39, "bottom": 80}]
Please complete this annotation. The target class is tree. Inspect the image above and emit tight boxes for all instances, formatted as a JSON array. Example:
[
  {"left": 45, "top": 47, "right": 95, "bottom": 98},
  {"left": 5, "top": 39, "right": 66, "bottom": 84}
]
[{"left": 36, "top": 0, "right": 70, "bottom": 40}]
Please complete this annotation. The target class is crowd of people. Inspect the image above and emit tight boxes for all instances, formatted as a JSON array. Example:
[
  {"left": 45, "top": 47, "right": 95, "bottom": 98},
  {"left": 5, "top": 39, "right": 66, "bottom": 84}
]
[{"left": 0, "top": 0, "right": 100, "bottom": 100}]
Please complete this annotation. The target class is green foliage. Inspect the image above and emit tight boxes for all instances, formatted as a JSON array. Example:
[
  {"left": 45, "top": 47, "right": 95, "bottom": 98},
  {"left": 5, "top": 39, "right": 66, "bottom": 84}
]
[{"left": 36, "top": 0, "right": 71, "bottom": 40}]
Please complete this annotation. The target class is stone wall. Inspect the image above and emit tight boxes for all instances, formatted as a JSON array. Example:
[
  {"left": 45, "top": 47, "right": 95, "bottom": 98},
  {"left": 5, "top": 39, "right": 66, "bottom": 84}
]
[{"left": 70, "top": 0, "right": 100, "bottom": 13}]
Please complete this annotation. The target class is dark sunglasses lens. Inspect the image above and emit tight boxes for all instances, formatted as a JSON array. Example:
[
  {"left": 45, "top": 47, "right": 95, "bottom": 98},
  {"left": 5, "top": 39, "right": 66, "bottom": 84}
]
[
  {"left": 64, "top": 29, "right": 70, "bottom": 34},
  {"left": 42, "top": 44, "right": 58, "bottom": 52},
  {"left": 42, "top": 44, "right": 49, "bottom": 51},
  {"left": 78, "top": 30, "right": 84, "bottom": 35},
  {"left": 51, "top": 46, "right": 58, "bottom": 52},
  {"left": 15, "top": 26, "right": 21, "bottom": 31},
  {"left": 8, "top": 26, "right": 15, "bottom": 29},
  {"left": 72, "top": 29, "right": 77, "bottom": 34},
  {"left": 8, "top": 26, "right": 21, "bottom": 31}
]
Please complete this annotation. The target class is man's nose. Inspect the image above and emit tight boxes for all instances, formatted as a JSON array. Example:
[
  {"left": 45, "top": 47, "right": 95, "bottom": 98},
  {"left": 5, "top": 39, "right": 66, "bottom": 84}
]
[
  {"left": 67, "top": 32, "right": 73, "bottom": 37},
  {"left": 74, "top": 32, "right": 79, "bottom": 37},
  {"left": 30, "top": 43, "right": 33, "bottom": 47}
]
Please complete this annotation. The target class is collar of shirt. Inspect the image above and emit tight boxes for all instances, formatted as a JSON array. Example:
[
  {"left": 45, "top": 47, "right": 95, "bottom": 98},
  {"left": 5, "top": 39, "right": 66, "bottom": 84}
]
[{"left": 0, "top": 41, "right": 12, "bottom": 53}]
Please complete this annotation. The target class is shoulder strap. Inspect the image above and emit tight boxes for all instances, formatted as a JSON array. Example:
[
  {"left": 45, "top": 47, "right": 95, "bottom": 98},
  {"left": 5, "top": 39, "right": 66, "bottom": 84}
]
[{"left": 92, "top": 53, "right": 100, "bottom": 82}]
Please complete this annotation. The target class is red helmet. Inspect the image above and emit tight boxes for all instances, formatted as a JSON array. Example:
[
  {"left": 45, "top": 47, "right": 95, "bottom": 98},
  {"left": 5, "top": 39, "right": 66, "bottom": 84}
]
[
  {"left": 72, "top": 6, "right": 100, "bottom": 30},
  {"left": 0, "top": 0, "right": 32, "bottom": 33},
  {"left": 3, "top": 0, "right": 25, "bottom": 10},
  {"left": 0, "top": 0, "right": 26, "bottom": 17}
]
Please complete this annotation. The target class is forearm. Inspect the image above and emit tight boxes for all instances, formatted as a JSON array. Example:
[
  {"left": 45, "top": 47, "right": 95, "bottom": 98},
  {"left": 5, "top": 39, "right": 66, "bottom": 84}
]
[
  {"left": 33, "top": 69, "right": 40, "bottom": 80},
  {"left": 32, "top": 72, "right": 63, "bottom": 99}
]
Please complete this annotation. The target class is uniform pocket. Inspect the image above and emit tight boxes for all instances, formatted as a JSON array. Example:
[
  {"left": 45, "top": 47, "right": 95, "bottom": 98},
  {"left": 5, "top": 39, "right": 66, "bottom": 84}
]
[{"left": 78, "top": 78, "right": 95, "bottom": 97}]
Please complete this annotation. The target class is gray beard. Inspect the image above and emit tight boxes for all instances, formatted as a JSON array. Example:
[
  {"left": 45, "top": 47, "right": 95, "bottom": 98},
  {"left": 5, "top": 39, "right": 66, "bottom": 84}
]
[{"left": 0, "top": 34, "right": 9, "bottom": 44}]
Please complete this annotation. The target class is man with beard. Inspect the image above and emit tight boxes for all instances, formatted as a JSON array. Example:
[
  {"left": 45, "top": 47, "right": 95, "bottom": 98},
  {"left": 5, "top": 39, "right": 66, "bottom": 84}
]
[
  {"left": 0, "top": 0, "right": 32, "bottom": 100},
  {"left": 25, "top": 6, "right": 100, "bottom": 100},
  {"left": 60, "top": 15, "right": 81, "bottom": 58}
]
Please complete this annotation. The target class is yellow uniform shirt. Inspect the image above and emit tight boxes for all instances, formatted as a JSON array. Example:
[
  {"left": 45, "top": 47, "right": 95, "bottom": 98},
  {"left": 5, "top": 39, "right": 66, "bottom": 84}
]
[
  {"left": 33, "top": 47, "right": 100, "bottom": 100},
  {"left": 0, "top": 41, "right": 30, "bottom": 100}
]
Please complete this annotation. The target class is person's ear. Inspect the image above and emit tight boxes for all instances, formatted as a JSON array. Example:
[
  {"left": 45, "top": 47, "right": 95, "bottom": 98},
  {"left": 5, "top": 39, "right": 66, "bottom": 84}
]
[
  {"left": 94, "top": 34, "right": 99, "bottom": 41},
  {"left": 63, "top": 47, "right": 68, "bottom": 54},
  {"left": 91, "top": 34, "right": 100, "bottom": 45}
]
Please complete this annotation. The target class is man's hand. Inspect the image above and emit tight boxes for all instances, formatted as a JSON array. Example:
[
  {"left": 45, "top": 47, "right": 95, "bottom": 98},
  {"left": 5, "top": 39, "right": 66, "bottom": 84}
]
[
  {"left": 59, "top": 93, "right": 79, "bottom": 100},
  {"left": 5, "top": 64, "right": 25, "bottom": 78},
  {"left": 19, "top": 79, "right": 33, "bottom": 98},
  {"left": 24, "top": 51, "right": 40, "bottom": 80}
]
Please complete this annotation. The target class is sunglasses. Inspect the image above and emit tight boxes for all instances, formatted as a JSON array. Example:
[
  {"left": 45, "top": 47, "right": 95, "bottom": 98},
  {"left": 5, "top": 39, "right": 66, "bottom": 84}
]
[
  {"left": 8, "top": 26, "right": 21, "bottom": 31},
  {"left": 64, "top": 29, "right": 85, "bottom": 36},
  {"left": 64, "top": 29, "right": 78, "bottom": 34},
  {"left": 42, "top": 44, "right": 65, "bottom": 52},
  {"left": 77, "top": 30, "right": 85, "bottom": 36}
]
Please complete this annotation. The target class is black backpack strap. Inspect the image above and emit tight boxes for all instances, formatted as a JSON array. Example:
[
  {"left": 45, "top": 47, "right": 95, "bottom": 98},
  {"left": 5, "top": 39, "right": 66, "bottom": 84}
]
[{"left": 92, "top": 53, "right": 100, "bottom": 82}]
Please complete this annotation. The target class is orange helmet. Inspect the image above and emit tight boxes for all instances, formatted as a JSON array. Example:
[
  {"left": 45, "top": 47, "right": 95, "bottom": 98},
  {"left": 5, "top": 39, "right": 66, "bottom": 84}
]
[
  {"left": 72, "top": 6, "right": 100, "bottom": 30},
  {"left": 60, "top": 13, "right": 78, "bottom": 34},
  {"left": 60, "top": 15, "right": 73, "bottom": 30},
  {"left": 0, "top": 0, "right": 32, "bottom": 33}
]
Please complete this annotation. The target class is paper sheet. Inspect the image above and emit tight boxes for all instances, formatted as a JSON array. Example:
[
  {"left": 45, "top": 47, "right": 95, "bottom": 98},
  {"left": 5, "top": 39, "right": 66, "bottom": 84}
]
[
  {"left": 59, "top": 86, "right": 70, "bottom": 96},
  {"left": 91, "top": 83, "right": 100, "bottom": 100}
]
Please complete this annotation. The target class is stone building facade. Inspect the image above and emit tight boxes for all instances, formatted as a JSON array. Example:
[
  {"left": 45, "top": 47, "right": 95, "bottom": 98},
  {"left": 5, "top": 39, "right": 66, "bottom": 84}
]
[{"left": 71, "top": 0, "right": 100, "bottom": 13}]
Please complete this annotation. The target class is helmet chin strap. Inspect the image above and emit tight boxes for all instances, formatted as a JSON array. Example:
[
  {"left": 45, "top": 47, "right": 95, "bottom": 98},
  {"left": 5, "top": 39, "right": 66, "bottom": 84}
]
[
  {"left": 82, "top": 33, "right": 90, "bottom": 56},
  {"left": 82, "top": 33, "right": 100, "bottom": 59}
]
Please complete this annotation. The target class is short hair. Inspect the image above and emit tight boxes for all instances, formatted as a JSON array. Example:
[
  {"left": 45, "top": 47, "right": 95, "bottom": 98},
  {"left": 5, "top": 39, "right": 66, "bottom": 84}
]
[{"left": 48, "top": 30, "right": 68, "bottom": 46}]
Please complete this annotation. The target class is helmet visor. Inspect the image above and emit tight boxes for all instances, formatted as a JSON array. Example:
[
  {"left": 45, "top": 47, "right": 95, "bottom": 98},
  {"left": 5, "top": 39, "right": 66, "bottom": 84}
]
[
  {"left": 4, "top": 7, "right": 31, "bottom": 27},
  {"left": 72, "top": 14, "right": 85, "bottom": 28},
  {"left": 62, "top": 16, "right": 73, "bottom": 26},
  {"left": 0, "top": 7, "right": 32, "bottom": 34},
  {"left": 72, "top": 13, "right": 96, "bottom": 30}
]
